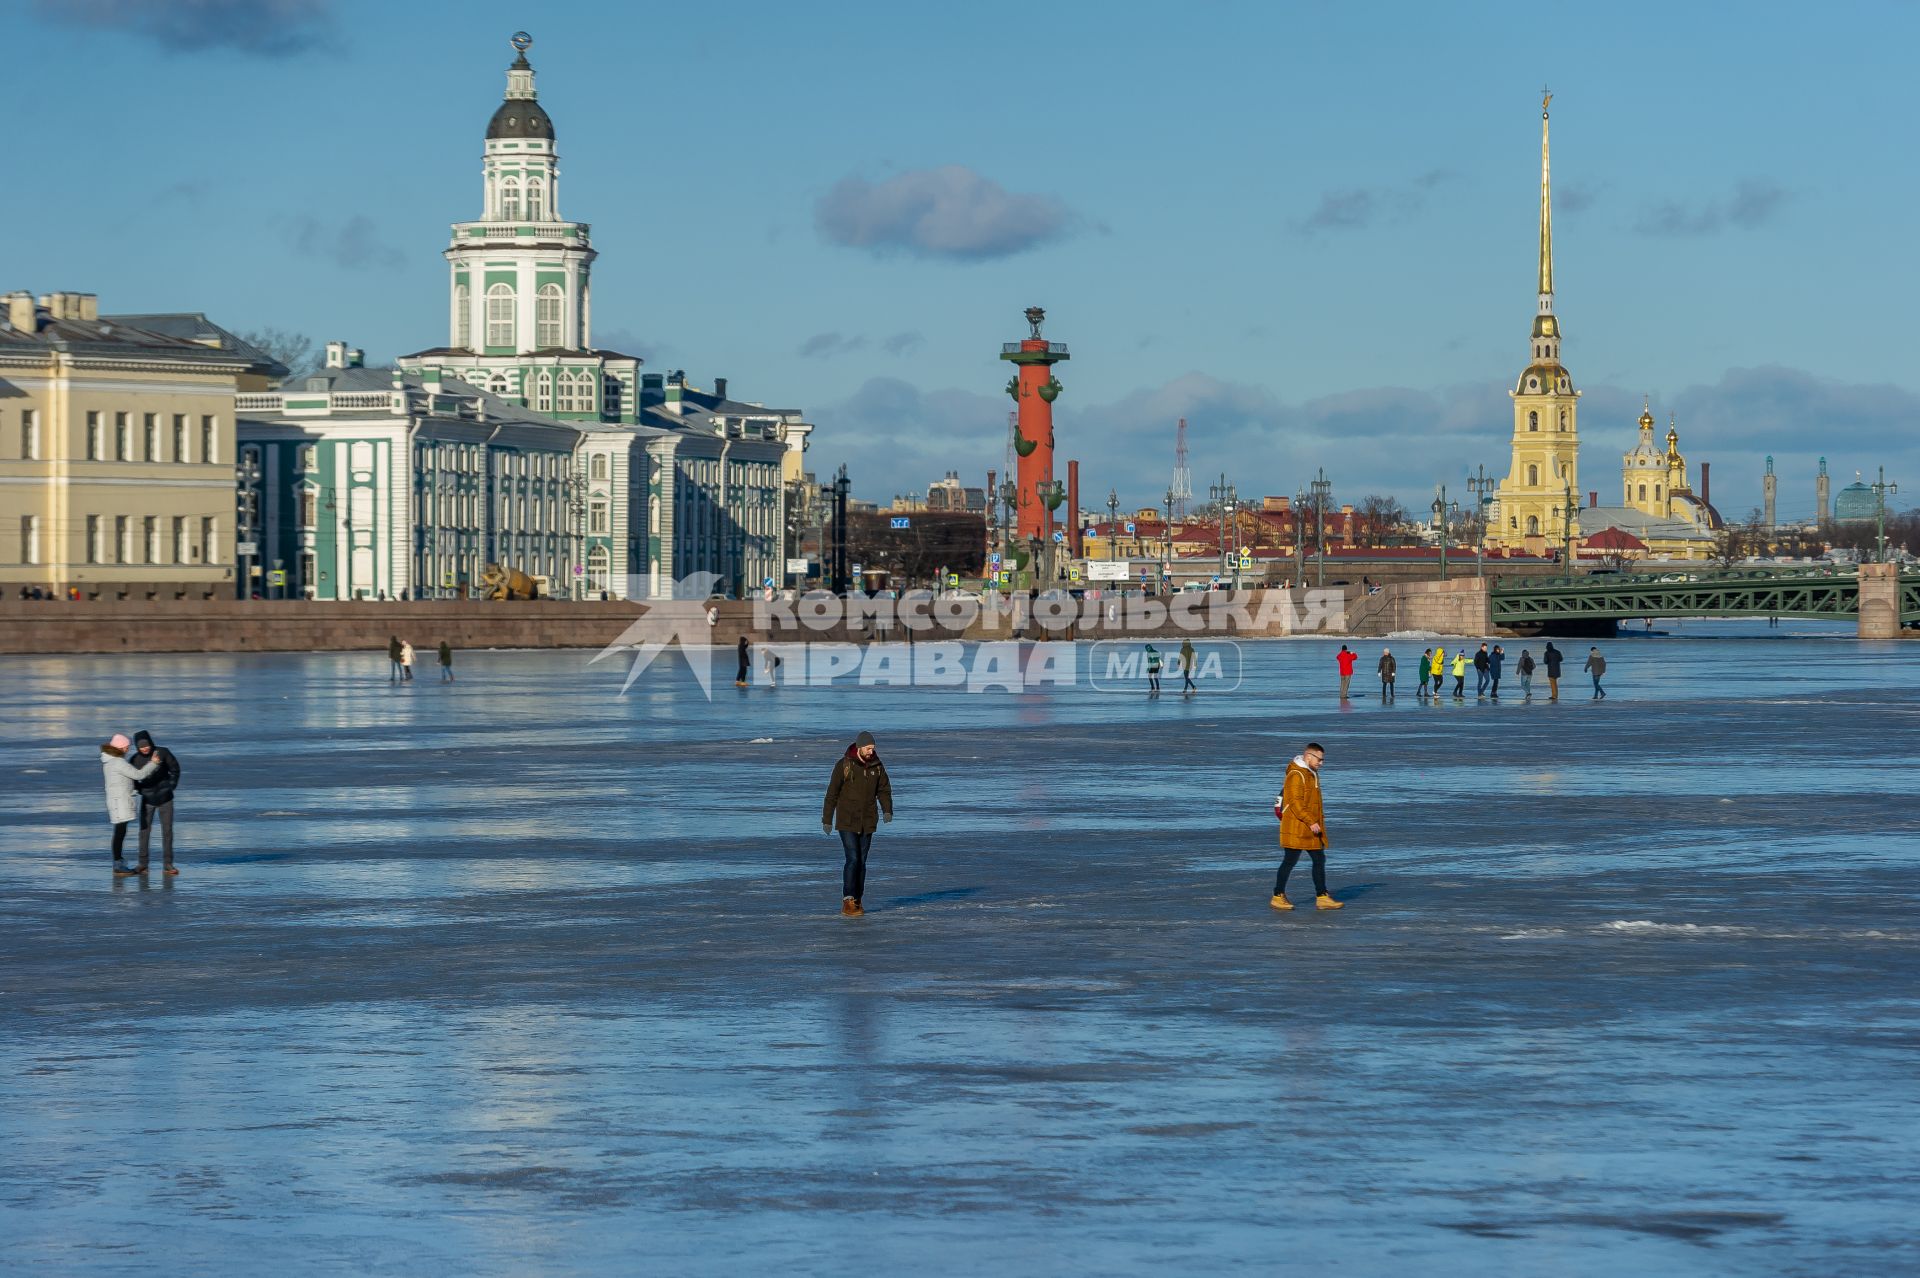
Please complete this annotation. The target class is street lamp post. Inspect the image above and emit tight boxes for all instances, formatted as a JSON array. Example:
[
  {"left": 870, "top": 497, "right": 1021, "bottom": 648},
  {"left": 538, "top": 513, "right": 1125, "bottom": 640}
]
[
  {"left": 1466, "top": 463, "right": 1497, "bottom": 581},
  {"left": 1871, "top": 466, "right": 1901, "bottom": 563},
  {"left": 1310, "top": 467, "right": 1332, "bottom": 588},
  {"left": 1295, "top": 487, "right": 1308, "bottom": 588},
  {"left": 1162, "top": 487, "right": 1174, "bottom": 594},
  {"left": 1209, "top": 473, "right": 1236, "bottom": 587},
  {"left": 1107, "top": 488, "right": 1120, "bottom": 562},
  {"left": 1562, "top": 474, "right": 1577, "bottom": 583},
  {"left": 1433, "top": 484, "right": 1449, "bottom": 582}
]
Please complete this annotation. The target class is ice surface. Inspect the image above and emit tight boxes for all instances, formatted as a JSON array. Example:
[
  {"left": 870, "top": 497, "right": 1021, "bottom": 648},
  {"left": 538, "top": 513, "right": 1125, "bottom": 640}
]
[{"left": 2, "top": 619, "right": 1917, "bottom": 1275}]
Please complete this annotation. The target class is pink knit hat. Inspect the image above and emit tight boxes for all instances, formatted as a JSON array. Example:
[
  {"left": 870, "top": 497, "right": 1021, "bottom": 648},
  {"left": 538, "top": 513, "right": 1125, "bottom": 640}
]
[{"left": 108, "top": 733, "right": 131, "bottom": 751}]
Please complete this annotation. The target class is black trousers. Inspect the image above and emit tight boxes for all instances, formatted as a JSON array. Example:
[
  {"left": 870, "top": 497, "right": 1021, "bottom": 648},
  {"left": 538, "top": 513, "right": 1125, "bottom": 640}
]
[
  {"left": 840, "top": 830, "right": 873, "bottom": 900},
  {"left": 138, "top": 799, "right": 175, "bottom": 868},
  {"left": 1275, "top": 846, "right": 1328, "bottom": 897},
  {"left": 111, "top": 820, "right": 130, "bottom": 861}
]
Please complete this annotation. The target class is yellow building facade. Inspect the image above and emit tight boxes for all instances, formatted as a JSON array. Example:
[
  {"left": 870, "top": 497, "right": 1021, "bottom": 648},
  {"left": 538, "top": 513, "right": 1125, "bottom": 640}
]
[
  {"left": 1494, "top": 93, "right": 1582, "bottom": 554},
  {"left": 0, "top": 292, "right": 252, "bottom": 598}
]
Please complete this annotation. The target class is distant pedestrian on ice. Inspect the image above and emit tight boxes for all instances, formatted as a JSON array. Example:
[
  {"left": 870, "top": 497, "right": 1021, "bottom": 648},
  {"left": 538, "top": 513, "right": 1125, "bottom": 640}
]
[
  {"left": 1416, "top": 647, "right": 1432, "bottom": 698},
  {"left": 388, "top": 635, "right": 403, "bottom": 682},
  {"left": 1429, "top": 647, "right": 1445, "bottom": 696},
  {"left": 1517, "top": 648, "right": 1535, "bottom": 699},
  {"left": 1543, "top": 642, "right": 1564, "bottom": 701},
  {"left": 736, "top": 634, "right": 751, "bottom": 687},
  {"left": 100, "top": 734, "right": 158, "bottom": 876},
  {"left": 1336, "top": 644, "right": 1356, "bottom": 698},
  {"left": 1474, "top": 643, "right": 1491, "bottom": 696},
  {"left": 1451, "top": 650, "right": 1467, "bottom": 698},
  {"left": 1271, "top": 741, "right": 1341, "bottom": 911},
  {"left": 1145, "top": 644, "right": 1162, "bottom": 695},
  {"left": 823, "top": 730, "right": 892, "bottom": 918},
  {"left": 1584, "top": 646, "right": 1608, "bottom": 699},
  {"left": 399, "top": 640, "right": 415, "bottom": 681},
  {"left": 1488, "top": 644, "right": 1505, "bottom": 699},
  {"left": 1376, "top": 647, "right": 1396, "bottom": 700},
  {"left": 1180, "top": 638, "right": 1198, "bottom": 694},
  {"left": 438, "top": 640, "right": 454, "bottom": 682}
]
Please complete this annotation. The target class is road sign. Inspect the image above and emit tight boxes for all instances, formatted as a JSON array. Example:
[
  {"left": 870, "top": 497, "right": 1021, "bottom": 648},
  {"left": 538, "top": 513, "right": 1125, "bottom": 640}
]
[
  {"left": 267, "top": 570, "right": 286, "bottom": 587},
  {"left": 1085, "top": 561, "right": 1129, "bottom": 581},
  {"left": 1053, "top": 531, "right": 1065, "bottom": 543},
  {"left": 1239, "top": 551, "right": 1252, "bottom": 567},
  {"left": 1069, "top": 567, "right": 1081, "bottom": 582},
  {"left": 1124, "top": 522, "right": 1136, "bottom": 535},
  {"left": 947, "top": 573, "right": 959, "bottom": 587},
  {"left": 236, "top": 541, "right": 258, "bottom": 557},
  {"left": 444, "top": 571, "right": 457, "bottom": 587},
  {"left": 890, "top": 516, "right": 911, "bottom": 530},
  {"left": 763, "top": 576, "right": 775, "bottom": 589},
  {"left": 851, "top": 563, "right": 863, "bottom": 576},
  {"left": 785, "top": 557, "right": 810, "bottom": 574},
  {"left": 248, "top": 564, "right": 262, "bottom": 577}
]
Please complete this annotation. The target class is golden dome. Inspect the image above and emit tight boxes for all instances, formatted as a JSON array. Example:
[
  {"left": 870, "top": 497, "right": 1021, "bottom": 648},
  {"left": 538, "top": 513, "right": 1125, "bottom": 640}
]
[{"left": 1515, "top": 362, "right": 1574, "bottom": 395}]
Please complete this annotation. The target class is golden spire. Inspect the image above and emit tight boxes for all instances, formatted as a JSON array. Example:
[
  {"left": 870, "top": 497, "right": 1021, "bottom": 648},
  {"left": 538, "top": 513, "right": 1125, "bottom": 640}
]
[{"left": 1538, "top": 88, "right": 1553, "bottom": 299}]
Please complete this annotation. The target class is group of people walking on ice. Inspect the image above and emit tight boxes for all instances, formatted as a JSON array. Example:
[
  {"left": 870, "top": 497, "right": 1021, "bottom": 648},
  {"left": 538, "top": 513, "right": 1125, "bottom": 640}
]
[{"left": 1343, "top": 641, "right": 1607, "bottom": 701}]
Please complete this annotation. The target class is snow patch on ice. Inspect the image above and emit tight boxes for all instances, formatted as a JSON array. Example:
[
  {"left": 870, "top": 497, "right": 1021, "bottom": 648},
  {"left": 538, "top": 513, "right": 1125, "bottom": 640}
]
[
  {"left": 748, "top": 738, "right": 775, "bottom": 744},
  {"left": 1601, "top": 920, "right": 1752, "bottom": 936}
]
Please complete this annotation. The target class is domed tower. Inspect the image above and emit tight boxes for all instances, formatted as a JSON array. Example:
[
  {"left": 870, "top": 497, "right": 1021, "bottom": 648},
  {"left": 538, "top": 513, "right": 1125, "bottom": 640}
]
[
  {"left": 1494, "top": 91, "right": 1581, "bottom": 550},
  {"left": 1621, "top": 400, "right": 1665, "bottom": 515},
  {"left": 446, "top": 32, "right": 595, "bottom": 361}
]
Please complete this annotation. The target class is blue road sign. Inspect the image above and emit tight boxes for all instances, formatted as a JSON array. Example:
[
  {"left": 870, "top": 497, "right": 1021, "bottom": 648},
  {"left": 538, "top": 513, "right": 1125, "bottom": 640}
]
[{"left": 890, "top": 516, "right": 911, "bottom": 529}]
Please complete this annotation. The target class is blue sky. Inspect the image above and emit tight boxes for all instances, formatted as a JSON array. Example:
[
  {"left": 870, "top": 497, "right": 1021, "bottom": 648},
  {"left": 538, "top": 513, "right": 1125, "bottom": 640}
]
[{"left": 13, "top": 0, "right": 1918, "bottom": 520}]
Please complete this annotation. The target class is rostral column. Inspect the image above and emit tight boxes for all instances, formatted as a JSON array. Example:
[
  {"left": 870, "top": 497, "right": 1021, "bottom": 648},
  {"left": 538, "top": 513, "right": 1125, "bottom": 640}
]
[{"left": 999, "top": 306, "right": 1069, "bottom": 543}]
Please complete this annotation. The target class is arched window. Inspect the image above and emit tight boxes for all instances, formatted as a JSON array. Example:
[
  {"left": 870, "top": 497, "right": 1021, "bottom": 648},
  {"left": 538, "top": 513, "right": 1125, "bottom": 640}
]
[
  {"left": 454, "top": 283, "right": 471, "bottom": 348},
  {"left": 527, "top": 181, "right": 545, "bottom": 221},
  {"left": 1509, "top": 516, "right": 1518, "bottom": 530},
  {"left": 555, "top": 369, "right": 576, "bottom": 412},
  {"left": 590, "top": 454, "right": 608, "bottom": 482},
  {"left": 1637, "top": 484, "right": 1647, "bottom": 502},
  {"left": 1559, "top": 410, "right": 1568, "bottom": 430},
  {"left": 1527, "top": 464, "right": 1538, "bottom": 486},
  {"left": 1654, "top": 484, "right": 1662, "bottom": 502},
  {"left": 533, "top": 371, "right": 553, "bottom": 412},
  {"left": 1528, "top": 411, "right": 1538, "bottom": 432},
  {"left": 485, "top": 283, "right": 515, "bottom": 348},
  {"left": 587, "top": 545, "right": 610, "bottom": 593},
  {"left": 535, "top": 283, "right": 563, "bottom": 348},
  {"left": 488, "top": 374, "right": 509, "bottom": 395},
  {"left": 1526, "top": 515, "right": 1539, "bottom": 536},
  {"left": 500, "top": 180, "right": 521, "bottom": 221}
]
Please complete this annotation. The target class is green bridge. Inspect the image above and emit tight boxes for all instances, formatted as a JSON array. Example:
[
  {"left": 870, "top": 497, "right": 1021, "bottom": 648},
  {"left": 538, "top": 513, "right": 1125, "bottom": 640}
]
[{"left": 1489, "top": 568, "right": 1920, "bottom": 632}]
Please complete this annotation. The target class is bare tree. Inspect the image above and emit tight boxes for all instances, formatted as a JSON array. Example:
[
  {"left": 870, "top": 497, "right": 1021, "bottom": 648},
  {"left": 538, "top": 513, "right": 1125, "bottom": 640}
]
[
  {"left": 241, "top": 327, "right": 320, "bottom": 382},
  {"left": 1352, "top": 494, "right": 1410, "bottom": 547},
  {"left": 1710, "top": 514, "right": 1750, "bottom": 570}
]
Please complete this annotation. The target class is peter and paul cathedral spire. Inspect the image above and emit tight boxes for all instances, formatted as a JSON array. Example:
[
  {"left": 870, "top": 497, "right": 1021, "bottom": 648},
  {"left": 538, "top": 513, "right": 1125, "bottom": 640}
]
[{"left": 1493, "top": 88, "right": 1581, "bottom": 553}]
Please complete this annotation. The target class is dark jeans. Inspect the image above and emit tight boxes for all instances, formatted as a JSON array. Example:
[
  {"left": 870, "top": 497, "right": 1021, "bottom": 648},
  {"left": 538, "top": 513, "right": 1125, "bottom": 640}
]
[
  {"left": 1475, "top": 668, "right": 1489, "bottom": 693},
  {"left": 1453, "top": 675, "right": 1465, "bottom": 695},
  {"left": 111, "top": 820, "right": 130, "bottom": 861},
  {"left": 138, "top": 799, "right": 174, "bottom": 868},
  {"left": 1591, "top": 673, "right": 1606, "bottom": 698},
  {"left": 1275, "top": 846, "right": 1328, "bottom": 897},
  {"left": 840, "top": 830, "right": 873, "bottom": 900}
]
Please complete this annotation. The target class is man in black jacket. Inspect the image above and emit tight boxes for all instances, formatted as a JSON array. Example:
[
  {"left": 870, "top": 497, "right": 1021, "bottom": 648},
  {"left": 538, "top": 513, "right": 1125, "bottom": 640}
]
[
  {"left": 131, "top": 730, "right": 182, "bottom": 876},
  {"left": 1542, "top": 642, "right": 1563, "bottom": 702}
]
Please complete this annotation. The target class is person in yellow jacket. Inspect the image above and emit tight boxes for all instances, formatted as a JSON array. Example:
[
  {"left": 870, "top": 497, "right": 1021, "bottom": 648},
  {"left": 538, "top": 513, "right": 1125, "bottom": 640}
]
[
  {"left": 1429, "top": 647, "right": 1445, "bottom": 696},
  {"left": 1271, "top": 741, "right": 1342, "bottom": 910},
  {"left": 1450, "top": 650, "right": 1468, "bottom": 698}
]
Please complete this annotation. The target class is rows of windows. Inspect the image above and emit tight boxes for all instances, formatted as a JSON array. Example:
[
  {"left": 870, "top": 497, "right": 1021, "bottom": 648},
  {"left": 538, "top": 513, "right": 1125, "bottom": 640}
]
[
  {"left": 494, "top": 177, "right": 548, "bottom": 222},
  {"left": 476, "top": 282, "right": 570, "bottom": 351},
  {"left": 71, "top": 514, "right": 217, "bottom": 566},
  {"left": 78, "top": 411, "right": 218, "bottom": 463}
]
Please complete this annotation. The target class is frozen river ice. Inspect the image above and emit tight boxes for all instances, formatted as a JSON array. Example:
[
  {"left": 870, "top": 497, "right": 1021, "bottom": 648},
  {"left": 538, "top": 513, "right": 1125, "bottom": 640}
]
[{"left": 2, "top": 622, "right": 1917, "bottom": 1275}]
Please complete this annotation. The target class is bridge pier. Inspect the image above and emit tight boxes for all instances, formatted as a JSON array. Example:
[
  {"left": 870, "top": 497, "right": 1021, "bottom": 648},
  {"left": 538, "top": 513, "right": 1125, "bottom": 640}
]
[{"left": 1858, "top": 563, "right": 1901, "bottom": 639}]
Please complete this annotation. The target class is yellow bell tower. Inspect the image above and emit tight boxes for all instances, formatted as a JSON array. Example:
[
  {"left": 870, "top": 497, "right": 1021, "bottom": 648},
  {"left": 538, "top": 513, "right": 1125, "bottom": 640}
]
[{"left": 1494, "top": 91, "right": 1581, "bottom": 553}]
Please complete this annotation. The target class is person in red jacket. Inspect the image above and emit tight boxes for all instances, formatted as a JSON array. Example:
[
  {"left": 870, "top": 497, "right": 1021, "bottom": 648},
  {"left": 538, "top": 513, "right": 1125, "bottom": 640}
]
[{"left": 1335, "top": 645, "right": 1357, "bottom": 698}]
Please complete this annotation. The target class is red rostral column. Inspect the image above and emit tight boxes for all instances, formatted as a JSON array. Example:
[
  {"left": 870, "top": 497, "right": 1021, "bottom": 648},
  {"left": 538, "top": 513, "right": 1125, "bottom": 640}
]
[{"left": 1000, "top": 306, "right": 1069, "bottom": 543}]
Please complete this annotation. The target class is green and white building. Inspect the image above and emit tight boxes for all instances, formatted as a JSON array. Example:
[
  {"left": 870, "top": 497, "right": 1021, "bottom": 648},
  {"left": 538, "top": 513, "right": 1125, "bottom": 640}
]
[
  {"left": 381, "top": 33, "right": 794, "bottom": 599},
  {"left": 236, "top": 343, "right": 583, "bottom": 600}
]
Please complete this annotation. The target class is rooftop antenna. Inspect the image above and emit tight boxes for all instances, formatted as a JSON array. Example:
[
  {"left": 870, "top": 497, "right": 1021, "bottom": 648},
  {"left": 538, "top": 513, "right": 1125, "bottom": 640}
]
[{"left": 1172, "top": 417, "right": 1192, "bottom": 520}]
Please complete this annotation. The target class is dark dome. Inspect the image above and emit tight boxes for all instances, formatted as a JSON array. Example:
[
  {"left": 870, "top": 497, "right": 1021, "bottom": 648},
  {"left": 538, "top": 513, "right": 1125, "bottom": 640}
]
[{"left": 487, "top": 97, "right": 552, "bottom": 141}]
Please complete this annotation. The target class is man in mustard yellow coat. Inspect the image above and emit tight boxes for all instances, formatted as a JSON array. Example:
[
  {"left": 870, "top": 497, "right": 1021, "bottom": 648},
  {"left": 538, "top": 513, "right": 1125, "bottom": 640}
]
[{"left": 1272, "top": 742, "right": 1343, "bottom": 911}]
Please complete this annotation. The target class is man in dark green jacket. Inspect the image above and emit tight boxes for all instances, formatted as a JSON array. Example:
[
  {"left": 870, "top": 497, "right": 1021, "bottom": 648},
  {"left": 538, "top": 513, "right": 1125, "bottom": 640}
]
[{"left": 823, "top": 730, "right": 893, "bottom": 916}]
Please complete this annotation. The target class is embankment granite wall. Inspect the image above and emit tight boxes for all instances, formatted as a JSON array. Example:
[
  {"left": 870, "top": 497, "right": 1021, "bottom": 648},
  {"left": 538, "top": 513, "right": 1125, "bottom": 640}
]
[{"left": 2, "top": 590, "right": 1381, "bottom": 656}]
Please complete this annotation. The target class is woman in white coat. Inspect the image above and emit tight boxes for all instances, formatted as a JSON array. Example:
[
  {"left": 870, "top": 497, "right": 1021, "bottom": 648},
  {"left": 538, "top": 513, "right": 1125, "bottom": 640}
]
[{"left": 101, "top": 733, "right": 158, "bottom": 875}]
